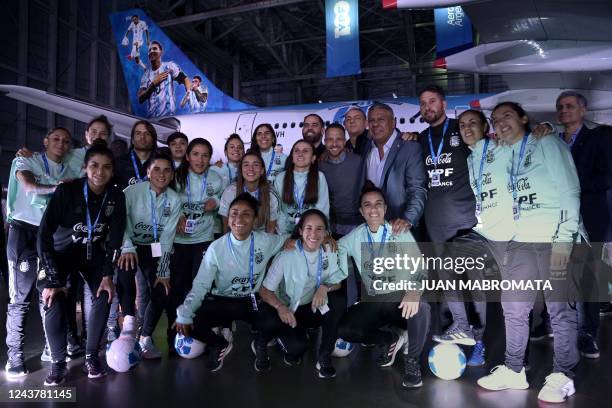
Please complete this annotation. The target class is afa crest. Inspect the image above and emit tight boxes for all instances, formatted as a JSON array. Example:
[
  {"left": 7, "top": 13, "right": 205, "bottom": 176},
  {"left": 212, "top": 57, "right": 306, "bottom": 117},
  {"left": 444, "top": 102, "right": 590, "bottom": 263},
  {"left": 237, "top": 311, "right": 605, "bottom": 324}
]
[{"left": 255, "top": 249, "right": 264, "bottom": 264}]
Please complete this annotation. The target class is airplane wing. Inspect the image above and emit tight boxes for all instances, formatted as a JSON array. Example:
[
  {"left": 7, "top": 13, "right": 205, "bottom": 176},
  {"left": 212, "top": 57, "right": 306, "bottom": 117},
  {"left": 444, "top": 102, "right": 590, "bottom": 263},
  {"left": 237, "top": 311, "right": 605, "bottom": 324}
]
[
  {"left": 0, "top": 85, "right": 178, "bottom": 142},
  {"left": 463, "top": 0, "right": 612, "bottom": 43}
]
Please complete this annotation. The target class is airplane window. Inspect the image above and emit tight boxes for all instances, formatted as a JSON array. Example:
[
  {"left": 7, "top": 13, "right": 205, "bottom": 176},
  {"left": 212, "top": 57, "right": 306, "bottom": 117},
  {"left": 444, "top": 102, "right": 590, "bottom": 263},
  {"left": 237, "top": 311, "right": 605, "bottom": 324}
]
[
  {"left": 274, "top": 123, "right": 279, "bottom": 129},
  {"left": 299, "top": 122, "right": 303, "bottom": 127},
  {"left": 282, "top": 123, "right": 287, "bottom": 128},
  {"left": 291, "top": 122, "right": 295, "bottom": 128},
  {"left": 400, "top": 117, "right": 405, "bottom": 124}
]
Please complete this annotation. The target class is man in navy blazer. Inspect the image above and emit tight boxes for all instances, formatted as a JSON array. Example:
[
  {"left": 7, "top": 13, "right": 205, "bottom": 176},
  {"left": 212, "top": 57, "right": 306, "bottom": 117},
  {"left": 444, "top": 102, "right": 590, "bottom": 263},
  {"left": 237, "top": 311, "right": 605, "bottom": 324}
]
[
  {"left": 363, "top": 103, "right": 427, "bottom": 229},
  {"left": 556, "top": 91, "right": 612, "bottom": 359}
]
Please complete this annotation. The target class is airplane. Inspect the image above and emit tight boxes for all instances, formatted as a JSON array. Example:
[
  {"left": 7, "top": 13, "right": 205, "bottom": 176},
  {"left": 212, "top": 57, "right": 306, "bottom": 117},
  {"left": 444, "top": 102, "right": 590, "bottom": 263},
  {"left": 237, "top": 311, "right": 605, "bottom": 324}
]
[
  {"left": 384, "top": 0, "right": 612, "bottom": 125},
  {"left": 0, "top": 8, "right": 490, "bottom": 161}
]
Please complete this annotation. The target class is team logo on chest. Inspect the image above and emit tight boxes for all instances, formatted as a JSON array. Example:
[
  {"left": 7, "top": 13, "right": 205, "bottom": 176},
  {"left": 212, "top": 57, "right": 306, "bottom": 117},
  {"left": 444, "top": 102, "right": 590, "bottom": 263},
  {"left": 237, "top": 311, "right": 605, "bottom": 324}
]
[
  {"left": 523, "top": 152, "right": 532, "bottom": 168},
  {"left": 450, "top": 135, "right": 461, "bottom": 147},
  {"left": 486, "top": 150, "right": 495, "bottom": 164},
  {"left": 206, "top": 184, "right": 215, "bottom": 196},
  {"left": 105, "top": 203, "right": 115, "bottom": 217},
  {"left": 322, "top": 257, "right": 329, "bottom": 270},
  {"left": 254, "top": 248, "right": 264, "bottom": 264},
  {"left": 274, "top": 157, "right": 281, "bottom": 165}
]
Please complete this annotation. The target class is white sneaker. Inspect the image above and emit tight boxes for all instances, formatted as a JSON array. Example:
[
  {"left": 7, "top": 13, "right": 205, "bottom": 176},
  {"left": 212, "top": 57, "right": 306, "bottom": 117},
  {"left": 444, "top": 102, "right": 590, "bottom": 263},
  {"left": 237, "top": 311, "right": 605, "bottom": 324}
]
[
  {"left": 477, "top": 365, "right": 529, "bottom": 391},
  {"left": 537, "top": 373, "right": 575, "bottom": 403},
  {"left": 120, "top": 315, "right": 137, "bottom": 339},
  {"left": 139, "top": 336, "right": 162, "bottom": 359},
  {"left": 221, "top": 327, "right": 234, "bottom": 344}
]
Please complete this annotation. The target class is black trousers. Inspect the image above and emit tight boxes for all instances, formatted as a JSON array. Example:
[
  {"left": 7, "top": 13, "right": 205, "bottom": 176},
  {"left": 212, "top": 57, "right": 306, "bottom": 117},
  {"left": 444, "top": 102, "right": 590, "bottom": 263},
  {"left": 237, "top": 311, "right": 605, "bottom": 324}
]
[
  {"left": 257, "top": 290, "right": 347, "bottom": 358},
  {"left": 338, "top": 295, "right": 430, "bottom": 359},
  {"left": 191, "top": 295, "right": 261, "bottom": 347},
  {"left": 170, "top": 241, "right": 210, "bottom": 322},
  {"left": 42, "top": 251, "right": 110, "bottom": 362},
  {"left": 5, "top": 222, "right": 43, "bottom": 362},
  {"left": 117, "top": 245, "right": 174, "bottom": 340}
]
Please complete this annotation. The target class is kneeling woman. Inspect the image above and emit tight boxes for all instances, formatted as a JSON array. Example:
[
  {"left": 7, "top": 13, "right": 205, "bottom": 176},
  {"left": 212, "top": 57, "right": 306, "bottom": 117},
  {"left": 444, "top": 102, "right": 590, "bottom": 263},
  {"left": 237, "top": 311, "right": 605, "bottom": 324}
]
[
  {"left": 337, "top": 183, "right": 430, "bottom": 389},
  {"left": 38, "top": 140, "right": 126, "bottom": 385},
  {"left": 117, "top": 152, "right": 181, "bottom": 359},
  {"left": 257, "top": 209, "right": 346, "bottom": 379},
  {"left": 174, "top": 193, "right": 289, "bottom": 372}
]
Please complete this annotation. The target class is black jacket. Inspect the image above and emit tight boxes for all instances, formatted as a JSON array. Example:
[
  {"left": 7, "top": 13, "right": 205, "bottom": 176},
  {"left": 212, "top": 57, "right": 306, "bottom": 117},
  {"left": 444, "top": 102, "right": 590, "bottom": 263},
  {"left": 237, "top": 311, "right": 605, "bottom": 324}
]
[
  {"left": 570, "top": 126, "right": 612, "bottom": 242},
  {"left": 37, "top": 178, "right": 126, "bottom": 288}
]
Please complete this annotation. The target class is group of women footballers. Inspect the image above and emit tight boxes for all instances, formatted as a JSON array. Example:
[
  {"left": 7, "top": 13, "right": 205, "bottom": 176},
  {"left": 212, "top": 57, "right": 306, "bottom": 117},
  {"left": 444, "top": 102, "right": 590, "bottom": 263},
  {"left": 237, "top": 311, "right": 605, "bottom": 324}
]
[{"left": 5, "top": 100, "right": 594, "bottom": 404}]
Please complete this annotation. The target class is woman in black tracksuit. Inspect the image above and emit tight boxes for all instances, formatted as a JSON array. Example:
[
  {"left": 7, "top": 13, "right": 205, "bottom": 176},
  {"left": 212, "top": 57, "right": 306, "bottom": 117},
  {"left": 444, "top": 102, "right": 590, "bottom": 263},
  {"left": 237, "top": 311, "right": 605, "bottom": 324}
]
[{"left": 38, "top": 140, "right": 126, "bottom": 386}]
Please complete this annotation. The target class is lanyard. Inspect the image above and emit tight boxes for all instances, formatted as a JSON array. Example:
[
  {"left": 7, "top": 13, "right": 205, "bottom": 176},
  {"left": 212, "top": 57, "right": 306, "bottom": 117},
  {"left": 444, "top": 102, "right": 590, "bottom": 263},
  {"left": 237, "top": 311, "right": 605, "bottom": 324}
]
[
  {"left": 366, "top": 224, "right": 387, "bottom": 259},
  {"left": 130, "top": 151, "right": 146, "bottom": 182},
  {"left": 427, "top": 119, "right": 449, "bottom": 168},
  {"left": 83, "top": 181, "right": 107, "bottom": 244},
  {"left": 293, "top": 178, "right": 306, "bottom": 212},
  {"left": 266, "top": 150, "right": 276, "bottom": 177},
  {"left": 244, "top": 186, "right": 260, "bottom": 200},
  {"left": 510, "top": 134, "right": 529, "bottom": 203},
  {"left": 473, "top": 138, "right": 490, "bottom": 203},
  {"left": 227, "top": 163, "right": 234, "bottom": 182},
  {"left": 186, "top": 170, "right": 208, "bottom": 205},
  {"left": 150, "top": 188, "right": 168, "bottom": 242},
  {"left": 227, "top": 233, "right": 255, "bottom": 291},
  {"left": 42, "top": 153, "right": 64, "bottom": 176},
  {"left": 297, "top": 240, "right": 323, "bottom": 289}
]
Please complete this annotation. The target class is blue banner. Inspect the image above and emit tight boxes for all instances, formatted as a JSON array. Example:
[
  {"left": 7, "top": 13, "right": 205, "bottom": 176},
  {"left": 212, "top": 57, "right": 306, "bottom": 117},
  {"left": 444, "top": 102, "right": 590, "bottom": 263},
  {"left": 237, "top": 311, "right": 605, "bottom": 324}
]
[
  {"left": 326, "top": 0, "right": 361, "bottom": 78},
  {"left": 108, "top": 9, "right": 252, "bottom": 118},
  {"left": 434, "top": 6, "right": 473, "bottom": 58}
]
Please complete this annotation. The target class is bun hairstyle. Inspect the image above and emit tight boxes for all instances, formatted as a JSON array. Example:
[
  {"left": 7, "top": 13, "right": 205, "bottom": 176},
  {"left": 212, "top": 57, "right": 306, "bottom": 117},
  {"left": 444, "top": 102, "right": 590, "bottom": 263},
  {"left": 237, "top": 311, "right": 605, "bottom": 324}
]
[
  {"left": 290, "top": 208, "right": 330, "bottom": 240},
  {"left": 147, "top": 151, "right": 176, "bottom": 190},
  {"left": 229, "top": 192, "right": 259, "bottom": 218},
  {"left": 84, "top": 139, "right": 114, "bottom": 168},
  {"left": 458, "top": 109, "right": 490, "bottom": 134},
  {"left": 359, "top": 180, "right": 387, "bottom": 205},
  {"left": 175, "top": 138, "right": 213, "bottom": 190},
  {"left": 491, "top": 101, "right": 531, "bottom": 132}
]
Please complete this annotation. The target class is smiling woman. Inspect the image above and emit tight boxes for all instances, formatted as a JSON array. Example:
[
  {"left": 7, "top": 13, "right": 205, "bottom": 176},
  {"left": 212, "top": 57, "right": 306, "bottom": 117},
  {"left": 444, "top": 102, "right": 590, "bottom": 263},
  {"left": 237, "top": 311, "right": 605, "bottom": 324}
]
[{"left": 273, "top": 140, "right": 330, "bottom": 234}]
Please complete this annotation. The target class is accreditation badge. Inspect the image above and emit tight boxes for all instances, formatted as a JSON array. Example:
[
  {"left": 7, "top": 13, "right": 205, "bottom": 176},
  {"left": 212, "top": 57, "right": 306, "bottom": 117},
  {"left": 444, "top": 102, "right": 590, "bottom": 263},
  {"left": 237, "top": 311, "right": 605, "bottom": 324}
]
[{"left": 184, "top": 219, "right": 195, "bottom": 234}]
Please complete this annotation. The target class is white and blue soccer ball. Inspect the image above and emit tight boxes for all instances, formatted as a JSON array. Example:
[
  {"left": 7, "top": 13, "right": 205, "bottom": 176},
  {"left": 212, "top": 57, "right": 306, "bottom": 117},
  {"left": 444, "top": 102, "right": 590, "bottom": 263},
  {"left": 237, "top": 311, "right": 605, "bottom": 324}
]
[
  {"left": 331, "top": 338, "right": 355, "bottom": 357},
  {"left": 428, "top": 343, "right": 466, "bottom": 380},
  {"left": 106, "top": 337, "right": 142, "bottom": 373},
  {"left": 174, "top": 333, "right": 206, "bottom": 359}
]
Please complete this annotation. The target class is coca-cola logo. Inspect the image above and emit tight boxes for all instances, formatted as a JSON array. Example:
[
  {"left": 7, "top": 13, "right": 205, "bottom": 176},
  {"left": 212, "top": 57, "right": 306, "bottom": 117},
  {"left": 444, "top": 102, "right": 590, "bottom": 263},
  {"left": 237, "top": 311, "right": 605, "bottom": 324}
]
[
  {"left": 73, "top": 222, "right": 105, "bottom": 233},
  {"left": 425, "top": 153, "right": 452, "bottom": 166},
  {"left": 135, "top": 222, "right": 165, "bottom": 232},
  {"left": 508, "top": 177, "right": 531, "bottom": 193}
]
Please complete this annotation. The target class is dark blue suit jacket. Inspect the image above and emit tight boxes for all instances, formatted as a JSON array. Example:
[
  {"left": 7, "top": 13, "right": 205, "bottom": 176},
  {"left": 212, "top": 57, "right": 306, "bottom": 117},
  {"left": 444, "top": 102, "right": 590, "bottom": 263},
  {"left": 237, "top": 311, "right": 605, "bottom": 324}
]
[
  {"left": 363, "top": 130, "right": 428, "bottom": 226},
  {"left": 570, "top": 125, "right": 612, "bottom": 242}
]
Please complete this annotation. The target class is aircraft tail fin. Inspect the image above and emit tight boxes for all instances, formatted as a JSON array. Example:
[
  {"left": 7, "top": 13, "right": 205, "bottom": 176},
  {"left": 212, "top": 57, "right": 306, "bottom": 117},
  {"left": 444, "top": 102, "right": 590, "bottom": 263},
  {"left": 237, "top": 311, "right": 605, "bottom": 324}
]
[{"left": 109, "top": 9, "right": 253, "bottom": 119}]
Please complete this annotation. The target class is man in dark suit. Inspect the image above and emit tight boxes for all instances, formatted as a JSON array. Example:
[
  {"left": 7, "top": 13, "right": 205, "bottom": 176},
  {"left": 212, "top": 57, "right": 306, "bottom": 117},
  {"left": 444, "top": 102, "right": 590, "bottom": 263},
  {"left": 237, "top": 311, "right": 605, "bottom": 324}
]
[
  {"left": 556, "top": 91, "right": 612, "bottom": 359},
  {"left": 363, "top": 103, "right": 427, "bottom": 229}
]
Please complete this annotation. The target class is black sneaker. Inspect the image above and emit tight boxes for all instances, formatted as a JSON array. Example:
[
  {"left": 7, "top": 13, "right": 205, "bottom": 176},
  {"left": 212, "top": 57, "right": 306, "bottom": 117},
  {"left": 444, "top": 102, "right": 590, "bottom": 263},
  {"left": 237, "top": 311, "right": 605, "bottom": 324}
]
[
  {"left": 402, "top": 356, "right": 423, "bottom": 388},
  {"left": 84, "top": 355, "right": 107, "bottom": 379},
  {"left": 530, "top": 324, "right": 552, "bottom": 341},
  {"left": 251, "top": 340, "right": 271, "bottom": 372},
  {"left": 316, "top": 354, "right": 336, "bottom": 379},
  {"left": 5, "top": 360, "right": 28, "bottom": 379},
  {"left": 44, "top": 362, "right": 68, "bottom": 386},
  {"left": 600, "top": 303, "right": 612, "bottom": 317},
  {"left": 579, "top": 334, "right": 600, "bottom": 359},
  {"left": 376, "top": 331, "right": 407, "bottom": 368},
  {"left": 283, "top": 353, "right": 302, "bottom": 367},
  {"left": 67, "top": 337, "right": 84, "bottom": 357},
  {"left": 206, "top": 339, "right": 231, "bottom": 372}
]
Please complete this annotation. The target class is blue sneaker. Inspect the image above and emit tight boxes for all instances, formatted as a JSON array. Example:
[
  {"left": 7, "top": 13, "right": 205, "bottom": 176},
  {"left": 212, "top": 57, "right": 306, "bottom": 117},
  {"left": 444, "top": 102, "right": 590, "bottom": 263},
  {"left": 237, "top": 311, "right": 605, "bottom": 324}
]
[{"left": 467, "top": 341, "right": 486, "bottom": 367}]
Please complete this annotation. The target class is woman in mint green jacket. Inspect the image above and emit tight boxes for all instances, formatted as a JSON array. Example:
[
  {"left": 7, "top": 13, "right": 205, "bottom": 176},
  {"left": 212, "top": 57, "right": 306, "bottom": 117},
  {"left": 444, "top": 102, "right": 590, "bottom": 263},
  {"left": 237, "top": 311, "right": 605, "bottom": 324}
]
[{"left": 257, "top": 209, "right": 346, "bottom": 379}]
